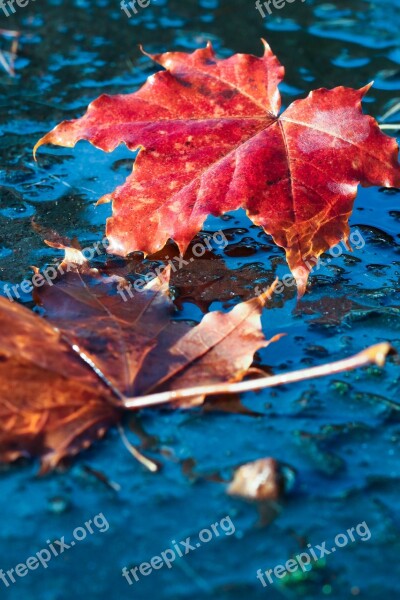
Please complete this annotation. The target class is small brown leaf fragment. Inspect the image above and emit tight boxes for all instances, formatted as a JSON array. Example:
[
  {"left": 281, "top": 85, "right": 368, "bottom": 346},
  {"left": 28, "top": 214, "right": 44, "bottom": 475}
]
[{"left": 228, "top": 458, "right": 285, "bottom": 501}]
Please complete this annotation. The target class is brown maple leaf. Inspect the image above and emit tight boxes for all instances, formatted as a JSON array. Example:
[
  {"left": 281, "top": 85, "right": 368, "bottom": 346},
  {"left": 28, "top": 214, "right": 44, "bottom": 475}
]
[
  {"left": 0, "top": 252, "right": 392, "bottom": 472},
  {"left": 0, "top": 253, "right": 277, "bottom": 472},
  {"left": 34, "top": 41, "right": 400, "bottom": 295}
]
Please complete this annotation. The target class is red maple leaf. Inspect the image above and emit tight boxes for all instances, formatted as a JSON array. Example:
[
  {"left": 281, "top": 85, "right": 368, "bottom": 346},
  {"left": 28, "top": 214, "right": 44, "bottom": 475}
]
[{"left": 34, "top": 41, "right": 400, "bottom": 295}]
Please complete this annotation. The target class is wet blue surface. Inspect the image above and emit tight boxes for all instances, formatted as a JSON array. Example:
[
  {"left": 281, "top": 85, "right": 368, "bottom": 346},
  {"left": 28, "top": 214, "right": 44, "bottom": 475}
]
[{"left": 0, "top": 0, "right": 399, "bottom": 599}]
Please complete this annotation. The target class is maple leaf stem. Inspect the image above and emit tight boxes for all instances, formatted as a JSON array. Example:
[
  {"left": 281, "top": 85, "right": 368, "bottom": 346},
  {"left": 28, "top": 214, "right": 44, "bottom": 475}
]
[
  {"left": 379, "top": 123, "right": 400, "bottom": 130},
  {"left": 123, "top": 343, "right": 393, "bottom": 410},
  {"left": 117, "top": 424, "right": 159, "bottom": 472}
]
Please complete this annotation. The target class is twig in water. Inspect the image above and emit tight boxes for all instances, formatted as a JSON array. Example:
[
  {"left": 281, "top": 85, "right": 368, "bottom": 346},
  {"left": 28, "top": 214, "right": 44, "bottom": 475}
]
[{"left": 123, "top": 343, "right": 393, "bottom": 410}]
